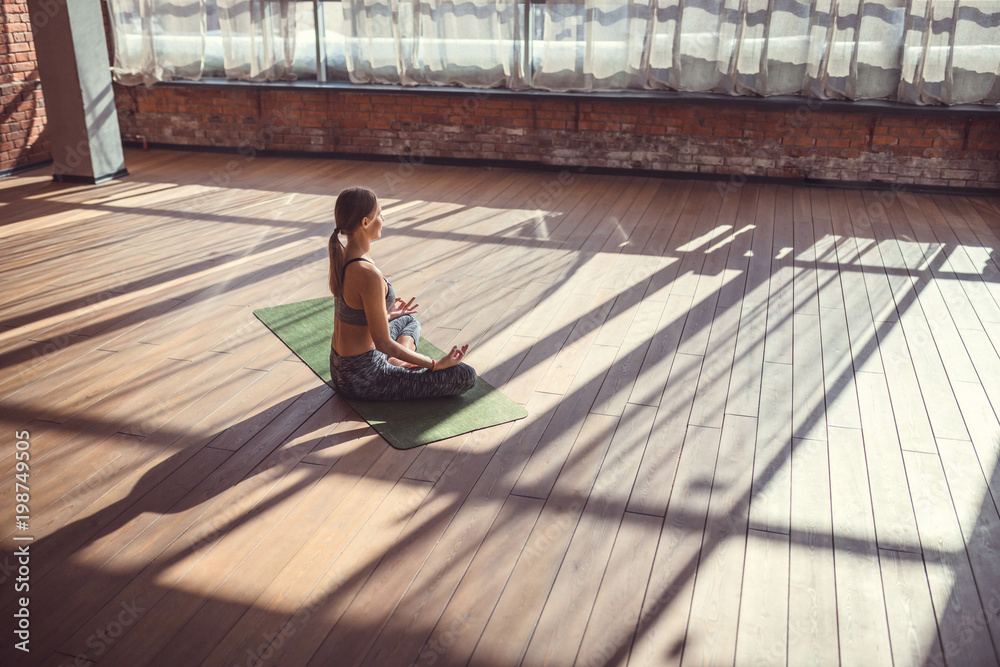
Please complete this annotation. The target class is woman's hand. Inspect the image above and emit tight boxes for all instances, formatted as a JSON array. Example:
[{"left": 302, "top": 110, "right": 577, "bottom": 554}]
[
  {"left": 435, "top": 345, "right": 469, "bottom": 371},
  {"left": 388, "top": 297, "right": 419, "bottom": 321}
]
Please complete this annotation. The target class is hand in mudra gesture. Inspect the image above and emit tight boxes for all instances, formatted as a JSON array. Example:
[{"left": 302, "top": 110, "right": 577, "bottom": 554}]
[
  {"left": 388, "top": 297, "right": 418, "bottom": 320},
  {"left": 435, "top": 345, "right": 469, "bottom": 371}
]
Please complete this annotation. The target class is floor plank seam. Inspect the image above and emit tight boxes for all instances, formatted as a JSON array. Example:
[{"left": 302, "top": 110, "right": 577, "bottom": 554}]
[
  {"left": 623, "top": 508, "right": 666, "bottom": 519},
  {"left": 747, "top": 526, "right": 791, "bottom": 537}
]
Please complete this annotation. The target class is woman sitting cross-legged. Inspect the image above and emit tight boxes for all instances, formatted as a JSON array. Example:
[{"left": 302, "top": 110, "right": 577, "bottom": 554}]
[{"left": 328, "top": 186, "right": 477, "bottom": 401}]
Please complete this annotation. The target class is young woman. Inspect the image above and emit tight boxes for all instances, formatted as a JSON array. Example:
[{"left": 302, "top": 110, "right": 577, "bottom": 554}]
[{"left": 328, "top": 187, "right": 477, "bottom": 401}]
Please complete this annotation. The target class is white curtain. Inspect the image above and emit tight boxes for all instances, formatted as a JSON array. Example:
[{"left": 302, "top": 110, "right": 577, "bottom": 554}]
[
  {"left": 106, "top": 0, "right": 1000, "bottom": 105},
  {"left": 106, "top": 0, "right": 207, "bottom": 86},
  {"left": 217, "top": 0, "right": 297, "bottom": 81},
  {"left": 106, "top": 0, "right": 297, "bottom": 84},
  {"left": 529, "top": 0, "right": 1000, "bottom": 104},
  {"left": 342, "top": 0, "right": 527, "bottom": 87},
  {"left": 899, "top": 0, "right": 1000, "bottom": 104}
]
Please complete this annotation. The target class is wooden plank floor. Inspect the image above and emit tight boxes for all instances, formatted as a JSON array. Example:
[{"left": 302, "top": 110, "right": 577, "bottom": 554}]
[{"left": 2, "top": 149, "right": 1000, "bottom": 667}]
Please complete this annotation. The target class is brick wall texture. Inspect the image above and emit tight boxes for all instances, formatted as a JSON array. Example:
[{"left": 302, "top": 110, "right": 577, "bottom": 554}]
[
  {"left": 0, "top": 0, "right": 47, "bottom": 173},
  {"left": 115, "top": 85, "right": 1000, "bottom": 190}
]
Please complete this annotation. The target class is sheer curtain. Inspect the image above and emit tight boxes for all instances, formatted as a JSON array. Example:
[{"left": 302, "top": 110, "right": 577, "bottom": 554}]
[
  {"left": 106, "top": 0, "right": 207, "bottom": 86},
  {"left": 106, "top": 0, "right": 1000, "bottom": 104},
  {"left": 217, "top": 0, "right": 297, "bottom": 81},
  {"left": 342, "top": 0, "right": 527, "bottom": 87},
  {"left": 899, "top": 0, "right": 1000, "bottom": 104},
  {"left": 530, "top": 0, "right": 1000, "bottom": 104},
  {"left": 106, "top": 0, "right": 298, "bottom": 83}
]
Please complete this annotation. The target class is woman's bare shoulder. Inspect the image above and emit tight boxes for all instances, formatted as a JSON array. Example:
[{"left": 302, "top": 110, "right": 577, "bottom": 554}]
[
  {"left": 344, "top": 257, "right": 381, "bottom": 276},
  {"left": 347, "top": 261, "right": 385, "bottom": 296}
]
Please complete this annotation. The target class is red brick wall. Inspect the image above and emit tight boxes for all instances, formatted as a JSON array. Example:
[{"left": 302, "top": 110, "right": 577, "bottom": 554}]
[
  {"left": 114, "top": 84, "right": 1000, "bottom": 191},
  {"left": 0, "top": 0, "right": 48, "bottom": 174}
]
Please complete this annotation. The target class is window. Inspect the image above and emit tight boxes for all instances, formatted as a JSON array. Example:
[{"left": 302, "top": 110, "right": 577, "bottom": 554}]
[{"left": 105, "top": 0, "right": 1000, "bottom": 106}]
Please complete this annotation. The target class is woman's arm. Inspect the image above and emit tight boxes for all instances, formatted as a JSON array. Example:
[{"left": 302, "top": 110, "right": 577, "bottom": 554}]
[{"left": 357, "top": 269, "right": 436, "bottom": 368}]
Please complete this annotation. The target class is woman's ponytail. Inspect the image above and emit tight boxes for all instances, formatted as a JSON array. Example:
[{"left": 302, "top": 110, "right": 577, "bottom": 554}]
[{"left": 329, "top": 229, "right": 345, "bottom": 297}]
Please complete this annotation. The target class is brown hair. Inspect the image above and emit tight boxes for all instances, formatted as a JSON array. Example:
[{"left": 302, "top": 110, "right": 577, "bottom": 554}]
[{"left": 329, "top": 187, "right": 378, "bottom": 297}]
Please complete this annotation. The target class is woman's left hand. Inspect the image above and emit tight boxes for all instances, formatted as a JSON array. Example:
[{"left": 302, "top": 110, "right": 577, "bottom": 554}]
[{"left": 388, "top": 297, "right": 419, "bottom": 320}]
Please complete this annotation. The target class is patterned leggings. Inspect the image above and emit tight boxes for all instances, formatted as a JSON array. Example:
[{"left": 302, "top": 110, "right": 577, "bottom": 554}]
[{"left": 329, "top": 315, "right": 477, "bottom": 401}]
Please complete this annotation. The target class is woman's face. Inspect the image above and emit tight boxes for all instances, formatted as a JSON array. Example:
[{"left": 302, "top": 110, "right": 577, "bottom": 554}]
[{"left": 366, "top": 201, "right": 383, "bottom": 240}]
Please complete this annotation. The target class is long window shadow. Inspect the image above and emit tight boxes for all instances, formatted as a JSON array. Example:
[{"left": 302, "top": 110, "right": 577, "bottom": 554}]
[
  {"left": 0, "top": 384, "right": 337, "bottom": 649},
  {"left": 169, "top": 182, "right": 1000, "bottom": 662},
  {"left": 319, "top": 179, "right": 1000, "bottom": 664},
  {"left": 596, "top": 217, "right": 997, "bottom": 664},
  {"left": 234, "top": 208, "right": 993, "bottom": 664},
  {"left": 396, "top": 182, "right": 1000, "bottom": 664},
  {"left": 3, "top": 164, "right": 999, "bottom": 663}
]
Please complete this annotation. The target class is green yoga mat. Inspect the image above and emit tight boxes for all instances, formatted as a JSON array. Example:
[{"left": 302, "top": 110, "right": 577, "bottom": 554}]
[{"left": 253, "top": 296, "right": 528, "bottom": 450}]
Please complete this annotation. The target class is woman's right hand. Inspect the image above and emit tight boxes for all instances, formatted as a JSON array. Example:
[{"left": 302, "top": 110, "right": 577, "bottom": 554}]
[{"left": 435, "top": 345, "right": 469, "bottom": 371}]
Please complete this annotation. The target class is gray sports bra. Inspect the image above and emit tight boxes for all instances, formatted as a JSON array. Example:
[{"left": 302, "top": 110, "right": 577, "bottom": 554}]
[{"left": 335, "top": 257, "right": 395, "bottom": 326}]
